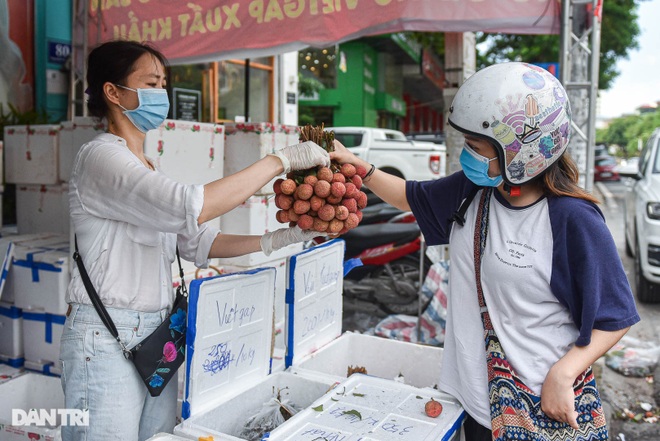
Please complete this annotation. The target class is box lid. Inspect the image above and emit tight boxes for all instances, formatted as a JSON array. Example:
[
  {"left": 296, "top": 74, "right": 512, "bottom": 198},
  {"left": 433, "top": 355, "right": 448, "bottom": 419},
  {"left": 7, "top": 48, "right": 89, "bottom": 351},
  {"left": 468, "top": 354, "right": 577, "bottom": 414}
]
[
  {"left": 265, "top": 374, "right": 465, "bottom": 440},
  {"left": 284, "top": 239, "right": 345, "bottom": 368},
  {"left": 182, "top": 267, "right": 276, "bottom": 419}
]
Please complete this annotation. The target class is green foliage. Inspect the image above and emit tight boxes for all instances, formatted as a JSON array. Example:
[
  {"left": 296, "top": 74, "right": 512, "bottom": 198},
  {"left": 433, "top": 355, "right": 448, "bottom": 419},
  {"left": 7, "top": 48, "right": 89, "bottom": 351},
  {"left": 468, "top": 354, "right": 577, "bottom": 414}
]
[
  {"left": 0, "top": 103, "right": 49, "bottom": 141},
  {"left": 476, "top": 0, "right": 642, "bottom": 91},
  {"left": 298, "top": 73, "right": 324, "bottom": 98},
  {"left": 598, "top": 111, "right": 660, "bottom": 157},
  {"left": 407, "top": 32, "right": 445, "bottom": 56}
]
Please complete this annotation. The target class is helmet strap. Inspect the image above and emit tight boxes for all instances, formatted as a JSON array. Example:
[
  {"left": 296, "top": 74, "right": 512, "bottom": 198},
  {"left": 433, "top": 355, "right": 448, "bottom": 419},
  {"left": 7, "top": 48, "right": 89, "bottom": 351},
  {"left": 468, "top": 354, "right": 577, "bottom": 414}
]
[{"left": 503, "top": 183, "right": 521, "bottom": 197}]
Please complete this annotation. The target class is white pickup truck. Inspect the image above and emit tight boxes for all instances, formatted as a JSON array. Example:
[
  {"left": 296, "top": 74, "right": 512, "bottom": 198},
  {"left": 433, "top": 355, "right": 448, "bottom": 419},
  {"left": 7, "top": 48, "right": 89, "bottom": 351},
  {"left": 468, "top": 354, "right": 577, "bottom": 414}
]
[{"left": 328, "top": 127, "right": 447, "bottom": 181}]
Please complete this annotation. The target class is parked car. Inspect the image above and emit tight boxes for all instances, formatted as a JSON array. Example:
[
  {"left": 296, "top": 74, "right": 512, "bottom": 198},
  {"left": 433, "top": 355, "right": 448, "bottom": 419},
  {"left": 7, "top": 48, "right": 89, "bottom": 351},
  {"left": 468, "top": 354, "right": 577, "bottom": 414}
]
[
  {"left": 594, "top": 155, "right": 620, "bottom": 181},
  {"left": 405, "top": 131, "right": 446, "bottom": 145},
  {"left": 616, "top": 156, "right": 640, "bottom": 176},
  {"left": 621, "top": 128, "right": 660, "bottom": 302}
]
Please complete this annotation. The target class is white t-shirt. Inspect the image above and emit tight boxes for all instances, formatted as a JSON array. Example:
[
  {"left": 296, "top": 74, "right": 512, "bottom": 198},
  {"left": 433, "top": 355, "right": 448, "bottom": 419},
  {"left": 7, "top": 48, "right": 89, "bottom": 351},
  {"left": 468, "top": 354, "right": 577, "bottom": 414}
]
[
  {"left": 406, "top": 171, "right": 640, "bottom": 428},
  {"left": 68, "top": 133, "right": 220, "bottom": 312}
]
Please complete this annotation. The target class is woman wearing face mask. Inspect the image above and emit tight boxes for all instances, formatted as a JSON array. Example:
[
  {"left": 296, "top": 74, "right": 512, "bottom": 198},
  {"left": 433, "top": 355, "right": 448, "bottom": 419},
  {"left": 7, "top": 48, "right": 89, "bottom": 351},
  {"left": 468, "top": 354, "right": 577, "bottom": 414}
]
[
  {"left": 330, "top": 62, "right": 639, "bottom": 440},
  {"left": 60, "top": 40, "right": 329, "bottom": 441}
]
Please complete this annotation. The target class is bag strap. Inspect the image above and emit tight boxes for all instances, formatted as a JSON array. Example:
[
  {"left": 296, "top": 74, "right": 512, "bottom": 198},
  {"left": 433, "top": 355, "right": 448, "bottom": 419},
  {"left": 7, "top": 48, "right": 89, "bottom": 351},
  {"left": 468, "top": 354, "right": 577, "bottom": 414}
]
[
  {"left": 473, "top": 187, "right": 494, "bottom": 332},
  {"left": 449, "top": 185, "right": 481, "bottom": 227},
  {"left": 72, "top": 235, "right": 185, "bottom": 358}
]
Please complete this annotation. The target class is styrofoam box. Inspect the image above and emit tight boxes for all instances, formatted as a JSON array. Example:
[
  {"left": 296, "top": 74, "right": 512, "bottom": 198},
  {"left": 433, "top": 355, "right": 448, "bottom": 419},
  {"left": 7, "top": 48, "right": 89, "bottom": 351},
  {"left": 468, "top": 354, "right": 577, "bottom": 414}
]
[
  {"left": 0, "top": 364, "right": 24, "bottom": 385},
  {"left": 16, "top": 183, "right": 70, "bottom": 236},
  {"left": 266, "top": 374, "right": 465, "bottom": 441},
  {"left": 0, "top": 372, "right": 63, "bottom": 441},
  {"left": 59, "top": 117, "right": 106, "bottom": 182},
  {"left": 11, "top": 234, "right": 70, "bottom": 314},
  {"left": 0, "top": 302, "right": 24, "bottom": 367},
  {"left": 147, "top": 434, "right": 189, "bottom": 440},
  {"left": 174, "top": 266, "right": 339, "bottom": 441},
  {"left": 0, "top": 233, "right": 68, "bottom": 307},
  {"left": 223, "top": 122, "right": 300, "bottom": 195},
  {"left": 24, "top": 359, "right": 62, "bottom": 377},
  {"left": 285, "top": 240, "right": 445, "bottom": 389},
  {"left": 4, "top": 124, "right": 62, "bottom": 184},
  {"left": 22, "top": 311, "right": 65, "bottom": 367},
  {"left": 144, "top": 119, "right": 225, "bottom": 185}
]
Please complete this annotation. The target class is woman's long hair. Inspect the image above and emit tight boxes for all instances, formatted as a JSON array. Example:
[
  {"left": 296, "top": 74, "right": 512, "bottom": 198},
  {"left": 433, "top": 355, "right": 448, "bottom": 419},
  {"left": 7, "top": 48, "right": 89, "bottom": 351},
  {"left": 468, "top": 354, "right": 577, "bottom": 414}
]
[{"left": 541, "top": 153, "right": 600, "bottom": 204}]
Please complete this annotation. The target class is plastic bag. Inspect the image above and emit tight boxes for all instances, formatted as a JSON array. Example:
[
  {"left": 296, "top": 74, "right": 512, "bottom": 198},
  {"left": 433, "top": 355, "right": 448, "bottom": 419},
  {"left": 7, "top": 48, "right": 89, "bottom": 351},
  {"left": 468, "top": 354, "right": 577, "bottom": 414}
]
[
  {"left": 240, "top": 391, "right": 299, "bottom": 441},
  {"left": 605, "top": 335, "right": 660, "bottom": 377}
]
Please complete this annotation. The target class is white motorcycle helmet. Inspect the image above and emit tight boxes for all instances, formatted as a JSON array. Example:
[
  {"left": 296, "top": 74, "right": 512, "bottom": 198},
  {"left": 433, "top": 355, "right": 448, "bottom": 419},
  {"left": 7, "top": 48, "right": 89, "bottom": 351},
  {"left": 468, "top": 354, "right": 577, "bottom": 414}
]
[{"left": 448, "top": 62, "right": 571, "bottom": 186}]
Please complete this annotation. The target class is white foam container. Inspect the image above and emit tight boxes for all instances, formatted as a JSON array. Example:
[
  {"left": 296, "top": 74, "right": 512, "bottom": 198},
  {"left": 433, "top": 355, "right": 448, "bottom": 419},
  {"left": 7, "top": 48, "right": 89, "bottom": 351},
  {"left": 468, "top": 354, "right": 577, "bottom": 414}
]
[
  {"left": 59, "top": 117, "right": 106, "bottom": 182},
  {"left": 22, "top": 311, "right": 65, "bottom": 368},
  {"left": 174, "top": 243, "right": 344, "bottom": 441},
  {"left": 223, "top": 122, "right": 300, "bottom": 195},
  {"left": 0, "top": 372, "right": 64, "bottom": 440},
  {"left": 284, "top": 240, "right": 445, "bottom": 389},
  {"left": 147, "top": 434, "right": 190, "bottom": 440},
  {"left": 4, "top": 124, "right": 62, "bottom": 185},
  {"left": 0, "top": 301, "right": 24, "bottom": 367},
  {"left": 16, "top": 183, "right": 70, "bottom": 236},
  {"left": 266, "top": 373, "right": 465, "bottom": 441},
  {"left": 11, "top": 234, "right": 70, "bottom": 314},
  {"left": 0, "top": 364, "right": 24, "bottom": 385},
  {"left": 143, "top": 119, "right": 225, "bottom": 185}
]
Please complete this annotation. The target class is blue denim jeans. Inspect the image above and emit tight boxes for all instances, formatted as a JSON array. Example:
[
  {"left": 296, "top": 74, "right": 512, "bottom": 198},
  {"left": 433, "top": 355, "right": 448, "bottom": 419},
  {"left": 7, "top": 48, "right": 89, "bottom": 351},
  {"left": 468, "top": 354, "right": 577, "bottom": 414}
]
[{"left": 59, "top": 303, "right": 177, "bottom": 441}]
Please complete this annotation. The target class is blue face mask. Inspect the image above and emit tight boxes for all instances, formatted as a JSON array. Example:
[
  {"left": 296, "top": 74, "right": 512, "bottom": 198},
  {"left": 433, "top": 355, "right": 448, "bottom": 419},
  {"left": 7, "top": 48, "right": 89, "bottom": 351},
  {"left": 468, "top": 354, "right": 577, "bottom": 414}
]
[
  {"left": 116, "top": 85, "right": 170, "bottom": 133},
  {"left": 460, "top": 142, "right": 503, "bottom": 187}
]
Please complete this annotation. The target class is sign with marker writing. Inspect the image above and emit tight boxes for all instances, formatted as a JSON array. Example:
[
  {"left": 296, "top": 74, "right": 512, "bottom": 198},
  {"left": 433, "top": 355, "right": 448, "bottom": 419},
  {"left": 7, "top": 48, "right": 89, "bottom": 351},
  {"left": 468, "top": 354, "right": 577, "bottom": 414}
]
[
  {"left": 285, "top": 239, "right": 345, "bottom": 368},
  {"left": 183, "top": 267, "right": 276, "bottom": 419}
]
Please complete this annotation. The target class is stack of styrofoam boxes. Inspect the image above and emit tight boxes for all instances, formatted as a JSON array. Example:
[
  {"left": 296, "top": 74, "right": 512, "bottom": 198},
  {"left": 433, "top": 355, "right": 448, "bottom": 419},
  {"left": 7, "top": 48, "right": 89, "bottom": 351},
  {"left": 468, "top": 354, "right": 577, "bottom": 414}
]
[
  {"left": 0, "top": 302, "right": 23, "bottom": 368},
  {"left": 0, "top": 372, "right": 64, "bottom": 440},
  {"left": 221, "top": 122, "right": 301, "bottom": 371},
  {"left": 143, "top": 119, "right": 226, "bottom": 290},
  {"left": 173, "top": 243, "right": 345, "bottom": 441},
  {"left": 1, "top": 234, "right": 70, "bottom": 376},
  {"left": 0, "top": 363, "right": 25, "bottom": 385},
  {"left": 265, "top": 240, "right": 464, "bottom": 440},
  {"left": 5, "top": 121, "right": 103, "bottom": 237}
]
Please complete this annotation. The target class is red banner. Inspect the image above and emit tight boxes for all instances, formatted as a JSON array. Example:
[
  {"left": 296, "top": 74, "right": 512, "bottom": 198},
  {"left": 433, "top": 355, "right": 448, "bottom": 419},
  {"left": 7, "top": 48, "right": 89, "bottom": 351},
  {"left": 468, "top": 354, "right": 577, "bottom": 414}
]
[{"left": 86, "top": 0, "right": 560, "bottom": 64}]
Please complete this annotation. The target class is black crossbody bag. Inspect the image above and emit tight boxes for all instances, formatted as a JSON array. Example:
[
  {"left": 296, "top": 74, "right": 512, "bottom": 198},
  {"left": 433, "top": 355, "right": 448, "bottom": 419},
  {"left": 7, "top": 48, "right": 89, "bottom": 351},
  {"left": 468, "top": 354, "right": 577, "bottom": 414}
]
[{"left": 73, "top": 237, "right": 188, "bottom": 397}]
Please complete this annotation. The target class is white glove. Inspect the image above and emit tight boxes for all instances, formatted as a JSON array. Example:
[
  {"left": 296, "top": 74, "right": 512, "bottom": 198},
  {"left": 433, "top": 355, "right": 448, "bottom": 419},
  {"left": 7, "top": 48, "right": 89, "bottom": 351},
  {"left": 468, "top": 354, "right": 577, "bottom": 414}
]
[
  {"left": 270, "top": 141, "right": 331, "bottom": 174},
  {"left": 260, "top": 226, "right": 319, "bottom": 256}
]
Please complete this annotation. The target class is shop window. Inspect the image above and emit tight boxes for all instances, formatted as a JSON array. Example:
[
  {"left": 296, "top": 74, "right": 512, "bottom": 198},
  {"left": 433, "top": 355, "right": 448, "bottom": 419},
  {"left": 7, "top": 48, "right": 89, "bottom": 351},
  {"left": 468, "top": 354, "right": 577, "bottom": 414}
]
[{"left": 212, "top": 57, "right": 273, "bottom": 123}]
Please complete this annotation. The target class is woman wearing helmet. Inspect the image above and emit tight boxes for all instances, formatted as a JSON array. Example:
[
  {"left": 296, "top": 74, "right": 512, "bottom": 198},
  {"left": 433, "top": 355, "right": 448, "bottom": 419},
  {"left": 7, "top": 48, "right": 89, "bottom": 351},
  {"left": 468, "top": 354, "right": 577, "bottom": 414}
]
[{"left": 330, "top": 62, "right": 638, "bottom": 440}]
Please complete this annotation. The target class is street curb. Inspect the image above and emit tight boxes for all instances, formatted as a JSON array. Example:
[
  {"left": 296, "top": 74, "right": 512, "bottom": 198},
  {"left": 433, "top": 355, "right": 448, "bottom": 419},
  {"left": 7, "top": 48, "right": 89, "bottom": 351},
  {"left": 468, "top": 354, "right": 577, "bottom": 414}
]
[{"left": 595, "top": 181, "right": 618, "bottom": 209}]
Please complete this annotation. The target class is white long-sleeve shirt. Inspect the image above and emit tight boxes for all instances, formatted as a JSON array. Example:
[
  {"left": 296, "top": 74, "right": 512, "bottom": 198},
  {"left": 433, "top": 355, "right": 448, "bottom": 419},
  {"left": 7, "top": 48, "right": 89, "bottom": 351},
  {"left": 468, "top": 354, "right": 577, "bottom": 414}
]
[{"left": 67, "top": 133, "right": 219, "bottom": 312}]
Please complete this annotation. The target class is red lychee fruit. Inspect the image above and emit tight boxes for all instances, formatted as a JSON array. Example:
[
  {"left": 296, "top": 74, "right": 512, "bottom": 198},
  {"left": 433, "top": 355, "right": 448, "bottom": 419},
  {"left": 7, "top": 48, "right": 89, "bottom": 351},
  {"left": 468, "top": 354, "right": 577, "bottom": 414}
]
[
  {"left": 335, "top": 205, "right": 349, "bottom": 221},
  {"left": 281, "top": 179, "right": 297, "bottom": 195},
  {"left": 331, "top": 182, "right": 346, "bottom": 198},
  {"left": 275, "top": 210, "right": 290, "bottom": 224},
  {"left": 342, "top": 198, "right": 358, "bottom": 213},
  {"left": 317, "top": 167, "right": 333, "bottom": 182},
  {"left": 297, "top": 214, "right": 314, "bottom": 230},
  {"left": 313, "top": 218, "right": 330, "bottom": 232},
  {"left": 314, "top": 180, "right": 331, "bottom": 198},
  {"left": 318, "top": 204, "right": 336, "bottom": 222},
  {"left": 273, "top": 178, "right": 284, "bottom": 194},
  {"left": 341, "top": 163, "right": 356, "bottom": 178},
  {"left": 350, "top": 174, "right": 363, "bottom": 190},
  {"left": 345, "top": 213, "right": 359, "bottom": 230},
  {"left": 275, "top": 194, "right": 294, "bottom": 210},
  {"left": 310, "top": 195, "right": 325, "bottom": 212},
  {"left": 344, "top": 182, "right": 359, "bottom": 199},
  {"left": 326, "top": 194, "right": 342, "bottom": 204},
  {"left": 356, "top": 191, "right": 368, "bottom": 209},
  {"left": 425, "top": 399, "right": 443, "bottom": 418},
  {"left": 293, "top": 199, "right": 311, "bottom": 215},
  {"left": 296, "top": 183, "right": 314, "bottom": 201},
  {"left": 355, "top": 164, "right": 368, "bottom": 179},
  {"left": 288, "top": 208, "right": 300, "bottom": 222},
  {"left": 332, "top": 172, "right": 346, "bottom": 184},
  {"left": 327, "top": 219, "right": 344, "bottom": 234},
  {"left": 303, "top": 175, "right": 318, "bottom": 186}
]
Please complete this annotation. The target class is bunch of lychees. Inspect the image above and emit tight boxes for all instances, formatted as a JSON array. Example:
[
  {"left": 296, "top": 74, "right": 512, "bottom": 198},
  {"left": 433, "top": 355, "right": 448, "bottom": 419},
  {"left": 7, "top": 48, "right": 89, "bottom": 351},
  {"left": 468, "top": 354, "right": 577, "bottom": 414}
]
[{"left": 273, "top": 124, "right": 368, "bottom": 234}]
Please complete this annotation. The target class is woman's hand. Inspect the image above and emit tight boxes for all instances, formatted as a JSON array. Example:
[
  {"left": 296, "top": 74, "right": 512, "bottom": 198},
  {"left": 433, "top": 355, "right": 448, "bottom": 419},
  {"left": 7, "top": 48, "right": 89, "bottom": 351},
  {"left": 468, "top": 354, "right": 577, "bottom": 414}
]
[
  {"left": 271, "top": 141, "right": 330, "bottom": 173},
  {"left": 329, "top": 140, "right": 369, "bottom": 169},
  {"left": 540, "top": 365, "right": 579, "bottom": 430}
]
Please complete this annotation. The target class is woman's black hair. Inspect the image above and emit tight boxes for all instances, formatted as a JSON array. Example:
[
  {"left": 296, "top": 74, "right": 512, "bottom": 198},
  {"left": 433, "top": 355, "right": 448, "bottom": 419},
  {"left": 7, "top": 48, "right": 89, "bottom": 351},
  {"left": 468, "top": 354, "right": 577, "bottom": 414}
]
[{"left": 86, "top": 40, "right": 169, "bottom": 119}]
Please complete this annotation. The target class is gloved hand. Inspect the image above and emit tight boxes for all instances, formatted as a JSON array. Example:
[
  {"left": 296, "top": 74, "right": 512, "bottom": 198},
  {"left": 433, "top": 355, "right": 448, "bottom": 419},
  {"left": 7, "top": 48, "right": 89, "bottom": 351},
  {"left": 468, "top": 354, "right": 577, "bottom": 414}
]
[
  {"left": 260, "top": 226, "right": 319, "bottom": 256},
  {"left": 270, "top": 141, "right": 331, "bottom": 174}
]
